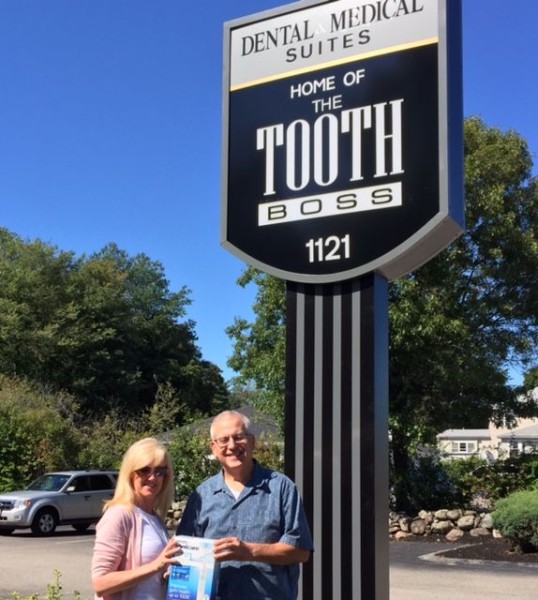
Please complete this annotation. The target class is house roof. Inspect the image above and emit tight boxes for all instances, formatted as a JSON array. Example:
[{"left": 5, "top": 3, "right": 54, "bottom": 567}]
[
  {"left": 436, "top": 429, "right": 491, "bottom": 440},
  {"left": 498, "top": 424, "right": 538, "bottom": 441},
  {"left": 159, "top": 405, "right": 281, "bottom": 444}
]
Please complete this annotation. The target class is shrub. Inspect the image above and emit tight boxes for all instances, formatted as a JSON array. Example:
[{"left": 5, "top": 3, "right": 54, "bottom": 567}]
[
  {"left": 0, "top": 380, "right": 82, "bottom": 492},
  {"left": 444, "top": 453, "right": 538, "bottom": 506},
  {"left": 493, "top": 489, "right": 538, "bottom": 553},
  {"left": 390, "top": 452, "right": 466, "bottom": 512}
]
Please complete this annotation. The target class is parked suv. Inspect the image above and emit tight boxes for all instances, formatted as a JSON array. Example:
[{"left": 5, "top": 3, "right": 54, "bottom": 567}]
[{"left": 0, "top": 470, "right": 117, "bottom": 536}]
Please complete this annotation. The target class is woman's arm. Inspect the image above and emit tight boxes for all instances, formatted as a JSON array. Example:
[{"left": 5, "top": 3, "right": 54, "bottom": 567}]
[{"left": 93, "top": 538, "right": 179, "bottom": 596}]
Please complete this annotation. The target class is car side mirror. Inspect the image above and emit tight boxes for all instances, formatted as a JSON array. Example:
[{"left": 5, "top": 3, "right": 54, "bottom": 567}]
[{"left": 66, "top": 485, "right": 76, "bottom": 493}]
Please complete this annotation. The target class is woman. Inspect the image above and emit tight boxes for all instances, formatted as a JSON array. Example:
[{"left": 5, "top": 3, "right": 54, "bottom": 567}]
[{"left": 92, "top": 437, "right": 180, "bottom": 600}]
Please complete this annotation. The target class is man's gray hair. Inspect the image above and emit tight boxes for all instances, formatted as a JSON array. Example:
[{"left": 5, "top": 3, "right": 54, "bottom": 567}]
[{"left": 210, "top": 410, "right": 252, "bottom": 439}]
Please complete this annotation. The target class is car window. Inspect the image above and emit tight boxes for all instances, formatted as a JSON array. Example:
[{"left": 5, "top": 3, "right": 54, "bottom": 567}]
[
  {"left": 27, "top": 474, "right": 70, "bottom": 492},
  {"left": 70, "top": 476, "right": 92, "bottom": 492},
  {"left": 90, "top": 474, "right": 115, "bottom": 490}
]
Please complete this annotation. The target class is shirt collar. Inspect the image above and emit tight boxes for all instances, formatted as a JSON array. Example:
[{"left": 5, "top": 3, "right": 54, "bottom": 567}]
[{"left": 213, "top": 460, "right": 269, "bottom": 494}]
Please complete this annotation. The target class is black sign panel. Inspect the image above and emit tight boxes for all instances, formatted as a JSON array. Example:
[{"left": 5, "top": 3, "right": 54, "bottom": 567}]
[{"left": 222, "top": 0, "right": 463, "bottom": 283}]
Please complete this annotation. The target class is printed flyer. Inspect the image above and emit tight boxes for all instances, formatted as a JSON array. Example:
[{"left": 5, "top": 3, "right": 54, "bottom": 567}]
[{"left": 166, "top": 535, "right": 220, "bottom": 600}]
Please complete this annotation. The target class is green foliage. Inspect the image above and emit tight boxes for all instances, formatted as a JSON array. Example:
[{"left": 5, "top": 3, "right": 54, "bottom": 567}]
[
  {"left": 390, "top": 453, "right": 465, "bottom": 513},
  {"left": 253, "top": 436, "right": 284, "bottom": 473},
  {"left": 168, "top": 427, "right": 284, "bottom": 502},
  {"left": 227, "top": 119, "right": 538, "bottom": 513},
  {"left": 4, "top": 570, "right": 80, "bottom": 600},
  {"left": 444, "top": 454, "right": 538, "bottom": 504},
  {"left": 391, "top": 452, "right": 538, "bottom": 514},
  {"left": 523, "top": 366, "right": 538, "bottom": 391},
  {"left": 226, "top": 269, "right": 287, "bottom": 428},
  {"left": 0, "top": 378, "right": 81, "bottom": 491},
  {"left": 75, "top": 411, "right": 145, "bottom": 471},
  {"left": 225, "top": 125, "right": 538, "bottom": 511},
  {"left": 167, "top": 429, "right": 221, "bottom": 501},
  {"left": 0, "top": 232, "right": 228, "bottom": 418},
  {"left": 493, "top": 490, "right": 538, "bottom": 552},
  {"left": 0, "top": 376, "right": 228, "bottom": 495}
]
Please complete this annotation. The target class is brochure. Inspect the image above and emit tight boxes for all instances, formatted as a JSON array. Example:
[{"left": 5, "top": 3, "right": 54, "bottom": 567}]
[{"left": 166, "top": 535, "right": 220, "bottom": 600}]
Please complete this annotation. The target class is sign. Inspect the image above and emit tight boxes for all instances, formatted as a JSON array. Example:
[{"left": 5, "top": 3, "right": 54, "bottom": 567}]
[{"left": 222, "top": 0, "right": 463, "bottom": 283}]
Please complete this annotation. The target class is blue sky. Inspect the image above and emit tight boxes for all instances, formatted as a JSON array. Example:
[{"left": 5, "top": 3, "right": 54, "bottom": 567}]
[{"left": 0, "top": 1, "right": 536, "bottom": 383}]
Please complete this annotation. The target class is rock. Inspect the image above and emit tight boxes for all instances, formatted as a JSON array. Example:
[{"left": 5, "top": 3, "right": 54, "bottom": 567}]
[
  {"left": 479, "top": 513, "right": 494, "bottom": 530},
  {"left": 398, "top": 516, "right": 412, "bottom": 532},
  {"left": 446, "top": 528, "right": 465, "bottom": 542},
  {"left": 410, "top": 519, "right": 427, "bottom": 535},
  {"left": 457, "top": 515, "right": 477, "bottom": 531},
  {"left": 447, "top": 509, "right": 462, "bottom": 521},
  {"left": 431, "top": 520, "right": 453, "bottom": 534},
  {"left": 470, "top": 527, "right": 491, "bottom": 537},
  {"left": 418, "top": 510, "right": 434, "bottom": 524},
  {"left": 394, "top": 531, "right": 414, "bottom": 541}
]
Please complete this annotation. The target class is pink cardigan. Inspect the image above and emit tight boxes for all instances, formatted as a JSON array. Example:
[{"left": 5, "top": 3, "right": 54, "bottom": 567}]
[{"left": 91, "top": 505, "right": 145, "bottom": 600}]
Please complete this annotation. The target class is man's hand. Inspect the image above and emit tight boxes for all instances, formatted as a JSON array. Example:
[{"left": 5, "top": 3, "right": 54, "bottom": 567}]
[
  {"left": 213, "top": 537, "right": 311, "bottom": 565},
  {"left": 213, "top": 536, "right": 252, "bottom": 562}
]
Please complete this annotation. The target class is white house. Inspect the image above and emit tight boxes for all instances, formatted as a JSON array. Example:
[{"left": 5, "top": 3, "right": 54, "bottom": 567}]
[
  {"left": 497, "top": 423, "right": 538, "bottom": 456},
  {"left": 437, "top": 387, "right": 538, "bottom": 460},
  {"left": 436, "top": 428, "right": 495, "bottom": 460},
  {"left": 437, "top": 418, "right": 538, "bottom": 461}
]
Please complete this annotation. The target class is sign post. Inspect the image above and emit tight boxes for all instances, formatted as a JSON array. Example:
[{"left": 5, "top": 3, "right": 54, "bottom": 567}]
[{"left": 222, "top": 1, "right": 463, "bottom": 597}]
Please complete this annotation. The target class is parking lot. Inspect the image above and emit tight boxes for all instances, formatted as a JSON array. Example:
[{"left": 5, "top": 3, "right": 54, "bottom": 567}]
[
  {"left": 3, "top": 528, "right": 538, "bottom": 600},
  {"left": 0, "top": 527, "right": 95, "bottom": 599}
]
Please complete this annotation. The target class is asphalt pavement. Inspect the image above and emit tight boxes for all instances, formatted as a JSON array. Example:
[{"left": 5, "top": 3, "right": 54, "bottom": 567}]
[{"left": 1, "top": 528, "right": 538, "bottom": 599}]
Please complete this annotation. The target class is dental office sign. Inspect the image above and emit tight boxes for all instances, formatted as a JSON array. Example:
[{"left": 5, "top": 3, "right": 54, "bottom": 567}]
[{"left": 221, "top": 0, "right": 463, "bottom": 283}]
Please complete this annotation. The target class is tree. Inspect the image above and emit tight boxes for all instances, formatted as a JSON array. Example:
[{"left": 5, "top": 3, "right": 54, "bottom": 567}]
[
  {"left": 0, "top": 377, "right": 81, "bottom": 491},
  {"left": 0, "top": 231, "right": 228, "bottom": 418},
  {"left": 226, "top": 269, "right": 286, "bottom": 427},
  {"left": 227, "top": 118, "right": 538, "bottom": 509},
  {"left": 389, "top": 118, "right": 538, "bottom": 509}
]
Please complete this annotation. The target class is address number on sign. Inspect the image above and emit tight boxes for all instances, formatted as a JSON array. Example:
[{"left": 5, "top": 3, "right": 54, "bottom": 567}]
[{"left": 306, "top": 234, "right": 350, "bottom": 263}]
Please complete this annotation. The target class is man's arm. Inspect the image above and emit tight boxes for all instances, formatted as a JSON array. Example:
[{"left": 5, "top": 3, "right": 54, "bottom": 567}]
[{"left": 213, "top": 537, "right": 311, "bottom": 565}]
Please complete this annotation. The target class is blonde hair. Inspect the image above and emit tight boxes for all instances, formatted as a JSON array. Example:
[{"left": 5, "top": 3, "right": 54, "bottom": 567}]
[{"left": 104, "top": 437, "right": 174, "bottom": 520}]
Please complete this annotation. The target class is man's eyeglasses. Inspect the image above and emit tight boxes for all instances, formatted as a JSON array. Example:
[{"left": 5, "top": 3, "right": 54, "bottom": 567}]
[
  {"left": 135, "top": 466, "right": 169, "bottom": 478},
  {"left": 212, "top": 433, "right": 252, "bottom": 448}
]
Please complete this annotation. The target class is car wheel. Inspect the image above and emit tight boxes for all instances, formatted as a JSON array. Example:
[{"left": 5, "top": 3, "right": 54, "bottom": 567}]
[
  {"left": 0, "top": 528, "right": 15, "bottom": 535},
  {"left": 72, "top": 523, "right": 91, "bottom": 533},
  {"left": 31, "top": 509, "right": 58, "bottom": 535}
]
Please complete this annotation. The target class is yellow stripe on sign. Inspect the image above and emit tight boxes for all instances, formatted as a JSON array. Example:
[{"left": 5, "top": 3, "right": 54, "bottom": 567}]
[{"left": 230, "top": 37, "right": 438, "bottom": 92}]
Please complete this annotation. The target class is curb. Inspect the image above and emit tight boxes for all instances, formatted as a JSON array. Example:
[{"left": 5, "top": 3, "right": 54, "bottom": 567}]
[{"left": 419, "top": 544, "right": 538, "bottom": 569}]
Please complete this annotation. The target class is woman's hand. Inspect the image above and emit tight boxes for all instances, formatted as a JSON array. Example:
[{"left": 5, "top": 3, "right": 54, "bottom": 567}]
[{"left": 152, "top": 537, "right": 182, "bottom": 573}]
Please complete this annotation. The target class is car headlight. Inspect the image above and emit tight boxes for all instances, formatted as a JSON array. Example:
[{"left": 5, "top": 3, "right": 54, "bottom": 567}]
[{"left": 13, "top": 499, "right": 32, "bottom": 509}]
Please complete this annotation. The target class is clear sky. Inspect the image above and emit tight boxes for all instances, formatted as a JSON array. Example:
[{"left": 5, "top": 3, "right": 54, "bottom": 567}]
[{"left": 0, "top": 1, "right": 536, "bottom": 383}]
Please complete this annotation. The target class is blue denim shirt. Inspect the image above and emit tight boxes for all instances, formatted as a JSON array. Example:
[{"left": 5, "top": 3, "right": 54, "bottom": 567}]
[{"left": 177, "top": 461, "right": 313, "bottom": 600}]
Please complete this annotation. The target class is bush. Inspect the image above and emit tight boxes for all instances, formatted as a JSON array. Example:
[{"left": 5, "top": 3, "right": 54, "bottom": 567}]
[
  {"left": 168, "top": 429, "right": 221, "bottom": 501},
  {"left": 444, "top": 453, "right": 538, "bottom": 506},
  {"left": 493, "top": 489, "right": 538, "bottom": 553},
  {"left": 0, "top": 380, "right": 82, "bottom": 492},
  {"left": 390, "top": 453, "right": 466, "bottom": 512}
]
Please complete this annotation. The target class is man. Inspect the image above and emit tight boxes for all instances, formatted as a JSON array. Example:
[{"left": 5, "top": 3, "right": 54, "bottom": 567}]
[{"left": 176, "top": 410, "right": 313, "bottom": 599}]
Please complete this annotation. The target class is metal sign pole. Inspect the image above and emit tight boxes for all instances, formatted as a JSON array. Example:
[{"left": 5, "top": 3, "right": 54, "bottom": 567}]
[
  {"left": 221, "top": 2, "right": 462, "bottom": 597},
  {"left": 285, "top": 273, "right": 389, "bottom": 599}
]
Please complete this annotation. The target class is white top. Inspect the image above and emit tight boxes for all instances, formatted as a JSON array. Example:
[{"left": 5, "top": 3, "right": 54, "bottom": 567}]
[{"left": 135, "top": 508, "right": 169, "bottom": 600}]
